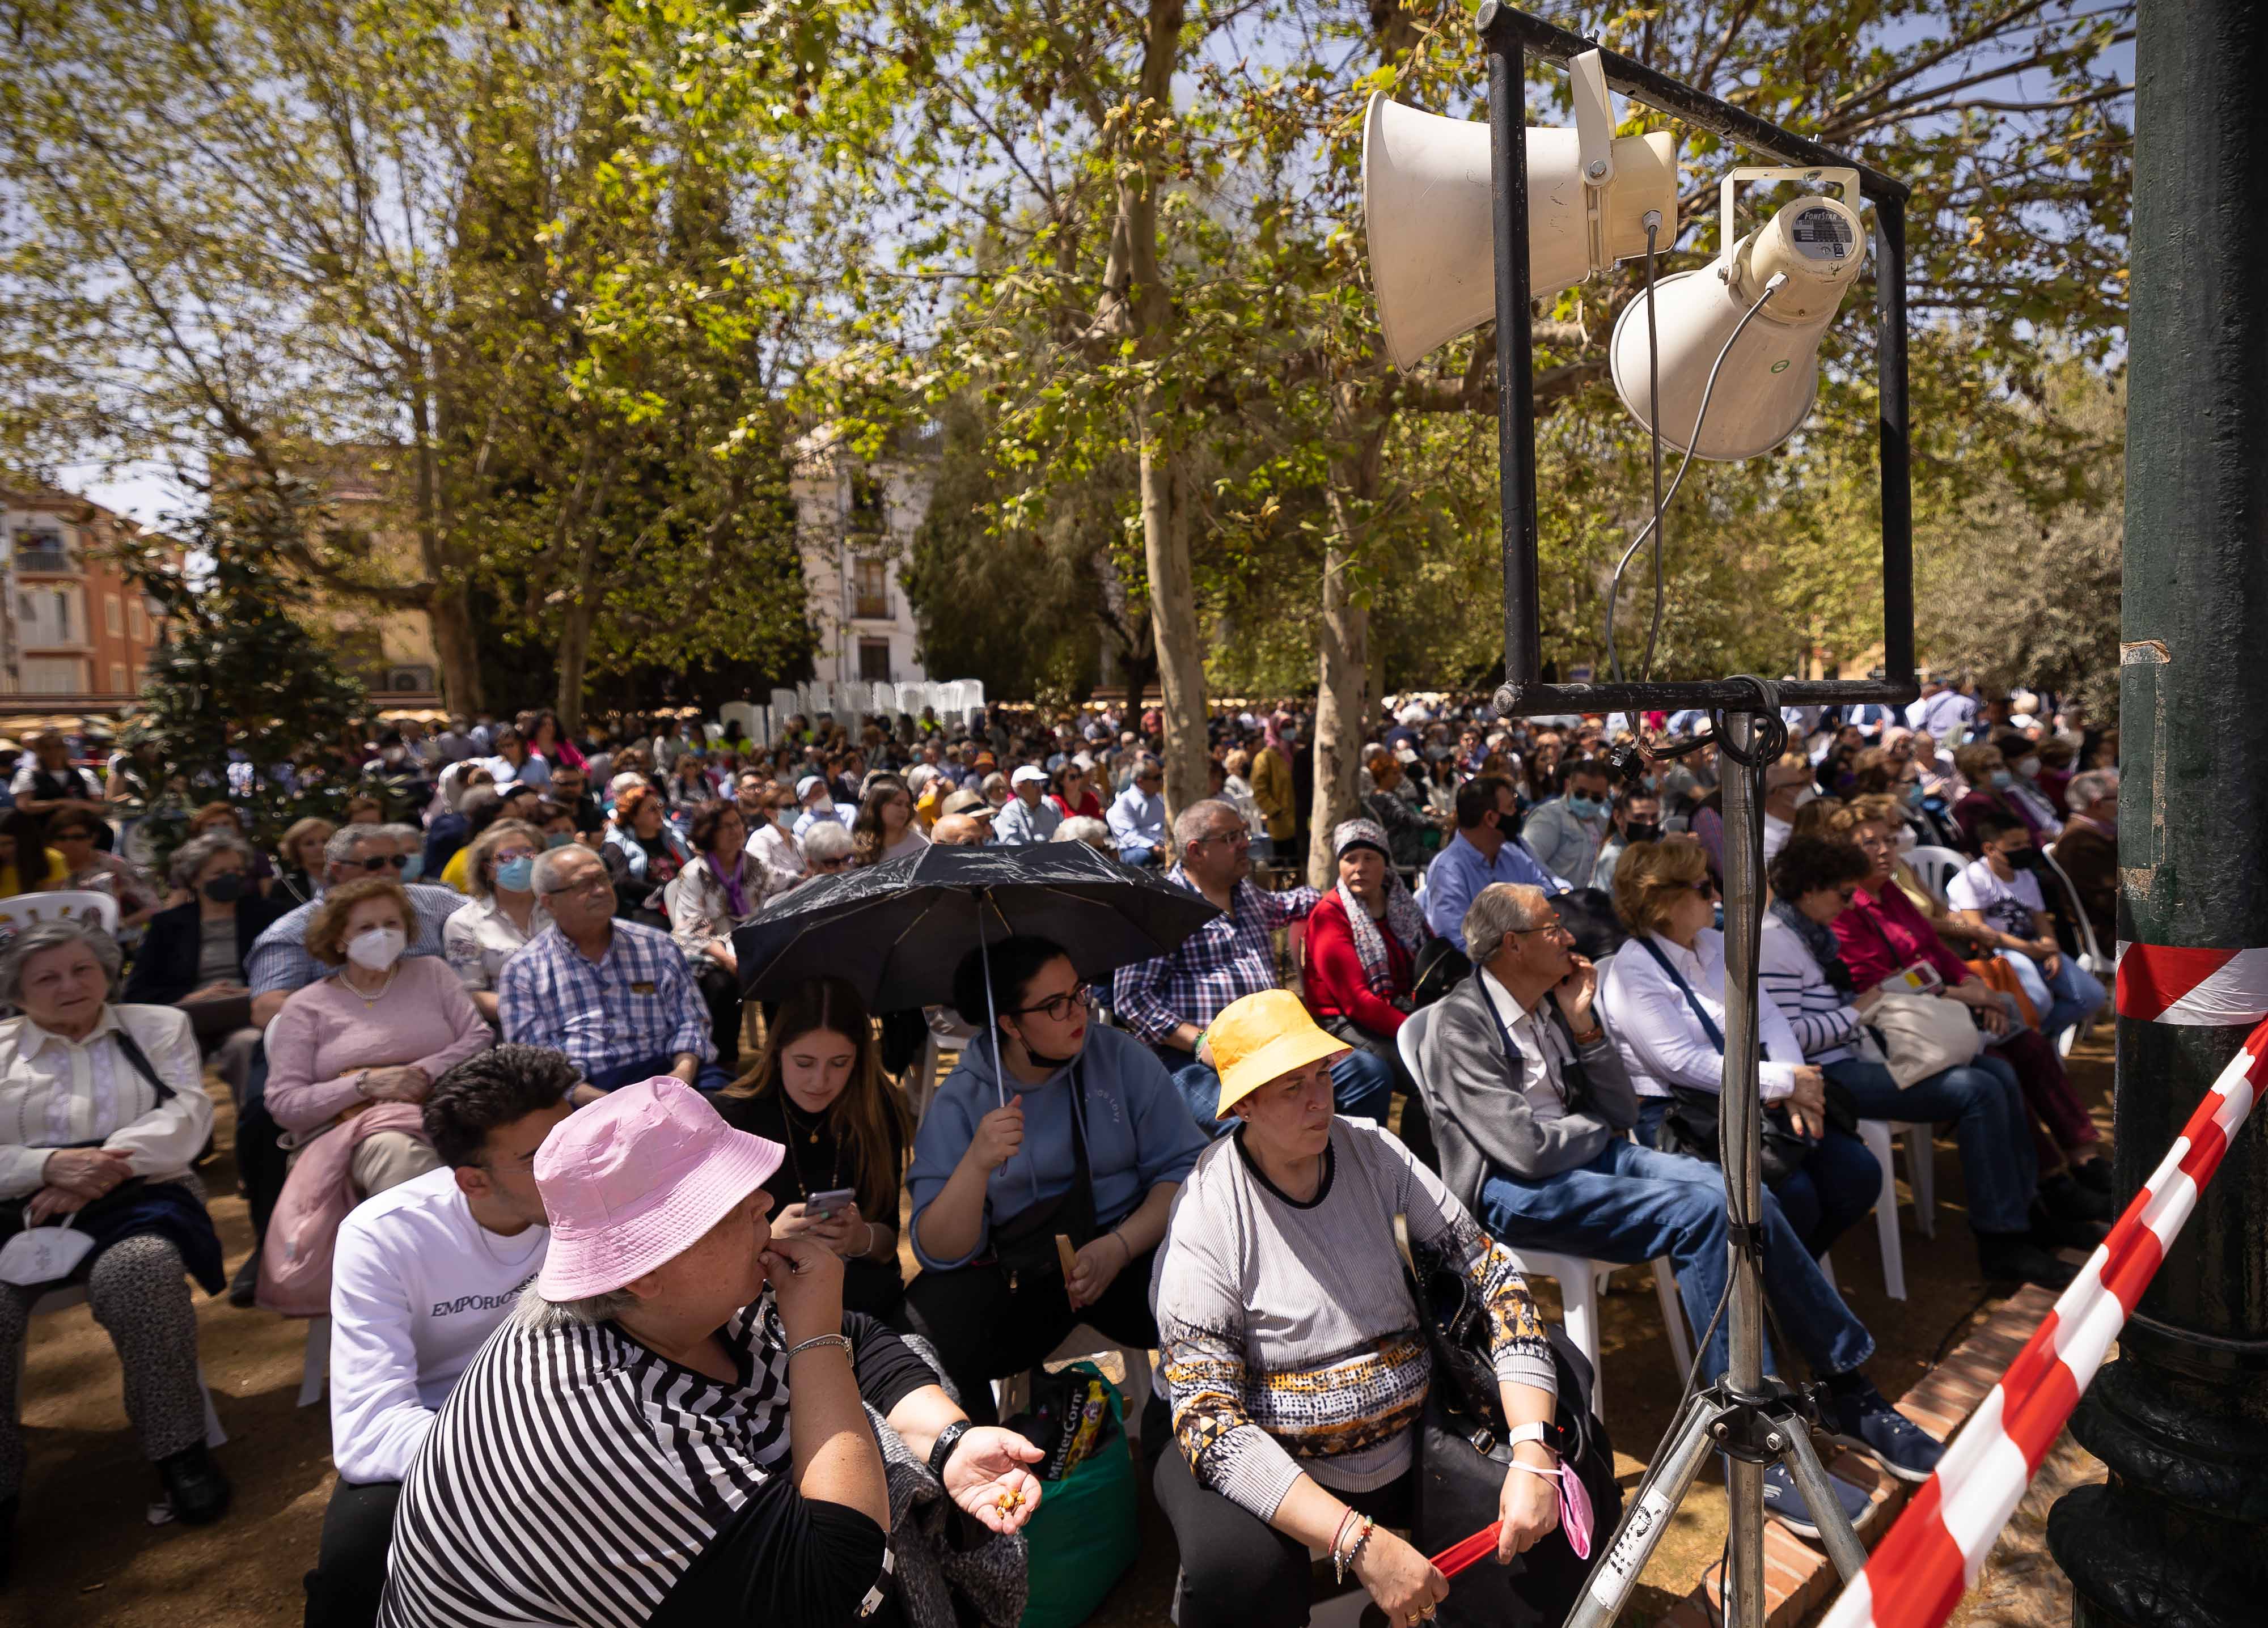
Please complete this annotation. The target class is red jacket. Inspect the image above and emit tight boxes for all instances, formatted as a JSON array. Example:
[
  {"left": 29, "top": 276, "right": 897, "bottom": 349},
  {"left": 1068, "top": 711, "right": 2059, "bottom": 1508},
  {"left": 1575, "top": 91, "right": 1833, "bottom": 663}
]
[{"left": 1302, "top": 888, "right": 1417, "bottom": 1036}]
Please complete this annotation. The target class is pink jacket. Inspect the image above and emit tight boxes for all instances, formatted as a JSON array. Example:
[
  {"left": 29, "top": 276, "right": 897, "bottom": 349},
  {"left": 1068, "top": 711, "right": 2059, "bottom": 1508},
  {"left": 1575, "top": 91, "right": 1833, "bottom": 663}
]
[{"left": 257, "top": 1102, "right": 428, "bottom": 1317}]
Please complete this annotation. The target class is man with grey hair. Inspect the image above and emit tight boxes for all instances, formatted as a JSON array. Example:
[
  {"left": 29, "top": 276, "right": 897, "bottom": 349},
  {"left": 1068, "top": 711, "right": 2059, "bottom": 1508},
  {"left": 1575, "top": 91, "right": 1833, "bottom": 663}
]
[
  {"left": 2053, "top": 766, "right": 2118, "bottom": 952},
  {"left": 496, "top": 845, "right": 722, "bottom": 1096},
  {"left": 1106, "top": 756, "right": 1166, "bottom": 866},
  {"left": 1113, "top": 798, "right": 1393, "bottom": 1131},
  {"left": 1412, "top": 881, "right": 1911, "bottom": 1533}
]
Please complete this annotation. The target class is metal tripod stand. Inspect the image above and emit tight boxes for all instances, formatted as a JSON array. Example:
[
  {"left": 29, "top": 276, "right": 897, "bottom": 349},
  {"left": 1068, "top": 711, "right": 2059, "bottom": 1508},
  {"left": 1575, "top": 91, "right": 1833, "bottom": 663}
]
[{"left": 1563, "top": 702, "right": 1870, "bottom": 1628}]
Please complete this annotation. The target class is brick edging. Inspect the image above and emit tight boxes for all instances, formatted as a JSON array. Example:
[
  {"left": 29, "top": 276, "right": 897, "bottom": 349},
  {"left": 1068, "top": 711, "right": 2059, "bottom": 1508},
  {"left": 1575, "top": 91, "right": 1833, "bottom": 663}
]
[{"left": 1656, "top": 1284, "right": 2062, "bottom": 1628}]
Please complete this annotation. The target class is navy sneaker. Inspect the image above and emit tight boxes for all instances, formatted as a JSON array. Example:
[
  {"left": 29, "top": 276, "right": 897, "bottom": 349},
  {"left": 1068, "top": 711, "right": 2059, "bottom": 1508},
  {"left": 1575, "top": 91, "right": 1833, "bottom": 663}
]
[
  {"left": 1825, "top": 1381, "right": 1945, "bottom": 1484},
  {"left": 1758, "top": 1461, "right": 1874, "bottom": 1540}
]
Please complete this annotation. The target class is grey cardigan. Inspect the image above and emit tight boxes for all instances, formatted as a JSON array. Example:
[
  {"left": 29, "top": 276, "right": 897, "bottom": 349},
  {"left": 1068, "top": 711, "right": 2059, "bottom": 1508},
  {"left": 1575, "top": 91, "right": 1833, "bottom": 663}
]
[{"left": 1415, "top": 969, "right": 1642, "bottom": 1210}]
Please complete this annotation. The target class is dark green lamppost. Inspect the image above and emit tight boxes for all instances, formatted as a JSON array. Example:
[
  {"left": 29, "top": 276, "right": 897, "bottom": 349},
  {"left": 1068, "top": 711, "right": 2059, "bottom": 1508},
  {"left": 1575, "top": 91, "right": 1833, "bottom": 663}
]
[{"left": 2044, "top": 1, "right": 2268, "bottom": 1620}]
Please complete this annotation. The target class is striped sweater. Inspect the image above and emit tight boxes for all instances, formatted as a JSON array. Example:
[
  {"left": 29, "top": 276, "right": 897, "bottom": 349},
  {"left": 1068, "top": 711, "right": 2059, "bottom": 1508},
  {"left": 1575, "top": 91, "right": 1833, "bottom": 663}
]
[
  {"left": 1757, "top": 915, "right": 1864, "bottom": 1064},
  {"left": 1154, "top": 1119, "right": 1554, "bottom": 1520}
]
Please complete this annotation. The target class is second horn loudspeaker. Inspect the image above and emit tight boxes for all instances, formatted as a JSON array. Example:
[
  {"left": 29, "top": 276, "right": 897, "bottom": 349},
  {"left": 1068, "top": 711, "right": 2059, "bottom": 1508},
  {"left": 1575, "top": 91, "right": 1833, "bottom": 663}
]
[{"left": 1361, "top": 93, "right": 1678, "bottom": 372}]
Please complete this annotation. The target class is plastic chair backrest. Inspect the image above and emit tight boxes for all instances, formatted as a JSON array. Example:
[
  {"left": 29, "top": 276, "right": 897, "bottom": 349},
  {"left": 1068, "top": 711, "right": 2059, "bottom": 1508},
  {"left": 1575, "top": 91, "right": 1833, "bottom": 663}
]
[
  {"left": 1397, "top": 1002, "right": 1437, "bottom": 1108},
  {"left": 1905, "top": 845, "right": 1968, "bottom": 905},
  {"left": 0, "top": 889, "right": 120, "bottom": 940},
  {"left": 2039, "top": 841, "right": 2109, "bottom": 969}
]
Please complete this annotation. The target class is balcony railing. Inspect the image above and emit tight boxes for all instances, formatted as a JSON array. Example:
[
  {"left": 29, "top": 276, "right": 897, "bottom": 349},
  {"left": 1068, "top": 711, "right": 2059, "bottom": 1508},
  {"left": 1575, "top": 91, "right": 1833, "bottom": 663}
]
[{"left": 13, "top": 548, "right": 72, "bottom": 574}]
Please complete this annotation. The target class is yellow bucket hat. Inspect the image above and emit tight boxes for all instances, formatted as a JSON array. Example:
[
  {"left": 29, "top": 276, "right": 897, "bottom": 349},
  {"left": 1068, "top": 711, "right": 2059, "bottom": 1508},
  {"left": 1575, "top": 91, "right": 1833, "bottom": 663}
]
[{"left": 1207, "top": 990, "right": 1350, "bottom": 1120}]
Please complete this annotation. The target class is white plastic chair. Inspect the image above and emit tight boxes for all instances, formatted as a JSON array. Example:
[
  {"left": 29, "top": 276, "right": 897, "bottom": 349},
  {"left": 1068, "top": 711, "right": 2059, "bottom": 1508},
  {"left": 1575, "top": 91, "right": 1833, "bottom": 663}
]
[
  {"left": 0, "top": 889, "right": 120, "bottom": 939},
  {"left": 2040, "top": 841, "right": 2113, "bottom": 1055},
  {"left": 1397, "top": 1004, "right": 1694, "bottom": 1415},
  {"left": 1844, "top": 1119, "right": 1935, "bottom": 1301},
  {"left": 1903, "top": 845, "right": 1969, "bottom": 906}
]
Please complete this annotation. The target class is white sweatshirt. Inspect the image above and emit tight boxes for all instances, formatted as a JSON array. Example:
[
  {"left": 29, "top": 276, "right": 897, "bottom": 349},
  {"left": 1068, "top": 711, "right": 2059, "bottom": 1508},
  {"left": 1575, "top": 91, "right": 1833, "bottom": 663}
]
[{"left": 328, "top": 1165, "right": 549, "bottom": 1485}]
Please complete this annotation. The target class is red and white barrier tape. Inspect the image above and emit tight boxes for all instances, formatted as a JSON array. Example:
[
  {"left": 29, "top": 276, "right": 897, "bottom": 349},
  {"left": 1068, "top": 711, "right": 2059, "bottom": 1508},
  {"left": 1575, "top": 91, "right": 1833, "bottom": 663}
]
[
  {"left": 2115, "top": 940, "right": 2268, "bottom": 1025},
  {"left": 1817, "top": 1016, "right": 2266, "bottom": 1628}
]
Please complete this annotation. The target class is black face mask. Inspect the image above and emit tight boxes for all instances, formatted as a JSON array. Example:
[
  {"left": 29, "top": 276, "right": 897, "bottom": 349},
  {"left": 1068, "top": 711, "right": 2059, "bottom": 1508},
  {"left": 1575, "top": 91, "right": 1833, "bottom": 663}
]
[
  {"left": 201, "top": 872, "right": 247, "bottom": 904},
  {"left": 2005, "top": 847, "right": 2042, "bottom": 871},
  {"left": 1624, "top": 821, "right": 1662, "bottom": 845}
]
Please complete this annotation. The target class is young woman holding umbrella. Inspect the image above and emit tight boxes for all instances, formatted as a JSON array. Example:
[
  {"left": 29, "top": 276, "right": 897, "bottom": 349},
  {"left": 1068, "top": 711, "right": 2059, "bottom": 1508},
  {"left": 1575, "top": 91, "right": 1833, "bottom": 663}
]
[{"left": 903, "top": 934, "right": 1208, "bottom": 1423}]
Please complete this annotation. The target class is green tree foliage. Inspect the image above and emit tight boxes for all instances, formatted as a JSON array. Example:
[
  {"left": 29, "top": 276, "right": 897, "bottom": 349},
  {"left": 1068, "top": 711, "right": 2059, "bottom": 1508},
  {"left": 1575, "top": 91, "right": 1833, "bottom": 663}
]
[
  {"left": 120, "top": 477, "right": 367, "bottom": 844},
  {"left": 0, "top": 0, "right": 826, "bottom": 720},
  {"left": 1916, "top": 368, "right": 2123, "bottom": 715}
]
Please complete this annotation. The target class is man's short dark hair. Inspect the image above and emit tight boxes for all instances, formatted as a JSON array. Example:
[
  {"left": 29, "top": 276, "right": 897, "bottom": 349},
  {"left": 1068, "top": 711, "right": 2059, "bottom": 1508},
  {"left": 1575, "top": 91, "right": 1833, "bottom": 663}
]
[
  {"left": 1564, "top": 757, "right": 1611, "bottom": 788},
  {"left": 1972, "top": 808, "right": 2027, "bottom": 846},
  {"left": 423, "top": 1045, "right": 579, "bottom": 1168},
  {"left": 1767, "top": 836, "right": 1873, "bottom": 902},
  {"left": 1454, "top": 774, "right": 1516, "bottom": 832}
]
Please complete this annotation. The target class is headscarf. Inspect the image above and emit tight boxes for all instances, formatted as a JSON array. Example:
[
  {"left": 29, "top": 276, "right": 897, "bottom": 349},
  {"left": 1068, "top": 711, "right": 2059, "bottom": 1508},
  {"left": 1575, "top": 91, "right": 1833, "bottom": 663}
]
[
  {"left": 1331, "top": 818, "right": 1428, "bottom": 1000},
  {"left": 1263, "top": 711, "right": 1294, "bottom": 775}
]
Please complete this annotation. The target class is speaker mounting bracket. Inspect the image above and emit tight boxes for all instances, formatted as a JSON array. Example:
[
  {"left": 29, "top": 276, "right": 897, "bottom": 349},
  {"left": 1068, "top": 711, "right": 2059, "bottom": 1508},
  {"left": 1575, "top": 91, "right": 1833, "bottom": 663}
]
[{"left": 1472, "top": 2, "right": 1917, "bottom": 722}]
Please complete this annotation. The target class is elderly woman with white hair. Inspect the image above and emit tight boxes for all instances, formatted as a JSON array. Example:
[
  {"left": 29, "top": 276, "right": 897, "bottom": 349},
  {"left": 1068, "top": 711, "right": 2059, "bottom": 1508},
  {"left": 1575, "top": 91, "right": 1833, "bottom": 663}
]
[
  {"left": 0, "top": 921, "right": 232, "bottom": 1554},
  {"left": 380, "top": 1077, "right": 1042, "bottom": 1628}
]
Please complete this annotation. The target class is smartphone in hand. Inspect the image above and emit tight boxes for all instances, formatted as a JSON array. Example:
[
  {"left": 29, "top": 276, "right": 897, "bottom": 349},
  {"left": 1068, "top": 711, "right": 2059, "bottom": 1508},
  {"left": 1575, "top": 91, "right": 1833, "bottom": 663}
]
[{"left": 805, "top": 1187, "right": 857, "bottom": 1222}]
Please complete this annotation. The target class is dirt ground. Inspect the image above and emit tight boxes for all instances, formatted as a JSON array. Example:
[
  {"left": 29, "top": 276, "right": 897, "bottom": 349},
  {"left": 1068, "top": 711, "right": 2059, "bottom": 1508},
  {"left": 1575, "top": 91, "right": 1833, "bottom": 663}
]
[{"left": 7, "top": 1038, "right": 2117, "bottom": 1628}]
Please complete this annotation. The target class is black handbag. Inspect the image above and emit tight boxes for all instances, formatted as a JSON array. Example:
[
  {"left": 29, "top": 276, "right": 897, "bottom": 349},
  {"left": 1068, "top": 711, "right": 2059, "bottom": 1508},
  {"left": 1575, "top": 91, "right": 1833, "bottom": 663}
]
[
  {"left": 1631, "top": 937, "right": 1855, "bottom": 1184},
  {"left": 1406, "top": 1256, "right": 1622, "bottom": 1628}
]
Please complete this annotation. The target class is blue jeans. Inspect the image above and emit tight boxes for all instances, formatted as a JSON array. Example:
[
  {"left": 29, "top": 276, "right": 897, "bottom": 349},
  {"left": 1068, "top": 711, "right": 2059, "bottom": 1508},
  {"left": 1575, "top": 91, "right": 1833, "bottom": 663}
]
[
  {"left": 1634, "top": 1100, "right": 1883, "bottom": 1258},
  {"left": 587, "top": 1054, "right": 733, "bottom": 1095},
  {"left": 1478, "top": 1140, "right": 1874, "bottom": 1381},
  {"left": 1997, "top": 949, "right": 2106, "bottom": 1047},
  {"left": 1166, "top": 1048, "right": 1396, "bottom": 1137},
  {"left": 1823, "top": 1053, "right": 2036, "bottom": 1233}
]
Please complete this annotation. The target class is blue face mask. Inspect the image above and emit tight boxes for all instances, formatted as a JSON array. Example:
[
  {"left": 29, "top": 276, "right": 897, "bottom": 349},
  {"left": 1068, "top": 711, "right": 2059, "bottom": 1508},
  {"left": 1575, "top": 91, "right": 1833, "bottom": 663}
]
[
  {"left": 494, "top": 855, "right": 535, "bottom": 892},
  {"left": 399, "top": 854, "right": 425, "bottom": 884},
  {"left": 544, "top": 831, "right": 574, "bottom": 850},
  {"left": 1989, "top": 769, "right": 2015, "bottom": 790},
  {"left": 1567, "top": 794, "right": 1606, "bottom": 820}
]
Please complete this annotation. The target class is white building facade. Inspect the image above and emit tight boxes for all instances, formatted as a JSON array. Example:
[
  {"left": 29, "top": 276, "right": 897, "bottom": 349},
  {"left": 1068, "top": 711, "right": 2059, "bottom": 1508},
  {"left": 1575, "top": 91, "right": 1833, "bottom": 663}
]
[{"left": 788, "top": 438, "right": 935, "bottom": 689}]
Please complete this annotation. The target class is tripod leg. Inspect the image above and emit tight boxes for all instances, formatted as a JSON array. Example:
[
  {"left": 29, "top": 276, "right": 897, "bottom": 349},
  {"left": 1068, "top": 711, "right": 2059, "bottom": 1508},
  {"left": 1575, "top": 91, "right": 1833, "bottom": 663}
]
[
  {"left": 1777, "top": 1426, "right": 1871, "bottom": 1583},
  {"left": 1563, "top": 1394, "right": 1732, "bottom": 1628}
]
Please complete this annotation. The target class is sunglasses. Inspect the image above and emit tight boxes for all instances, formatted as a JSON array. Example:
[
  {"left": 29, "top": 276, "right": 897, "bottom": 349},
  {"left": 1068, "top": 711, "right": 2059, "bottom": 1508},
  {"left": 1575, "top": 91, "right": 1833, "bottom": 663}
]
[
  {"left": 811, "top": 855, "right": 850, "bottom": 871},
  {"left": 350, "top": 854, "right": 411, "bottom": 871}
]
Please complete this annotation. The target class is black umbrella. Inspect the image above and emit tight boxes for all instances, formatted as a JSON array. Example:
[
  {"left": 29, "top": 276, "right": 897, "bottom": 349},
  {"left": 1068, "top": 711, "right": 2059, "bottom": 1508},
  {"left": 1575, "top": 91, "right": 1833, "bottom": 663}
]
[{"left": 731, "top": 841, "right": 1222, "bottom": 1012}]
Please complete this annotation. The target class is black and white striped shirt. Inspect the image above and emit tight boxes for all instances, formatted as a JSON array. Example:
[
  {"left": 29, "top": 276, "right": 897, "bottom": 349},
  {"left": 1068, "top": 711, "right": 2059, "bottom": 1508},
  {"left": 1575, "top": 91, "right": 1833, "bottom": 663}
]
[
  {"left": 379, "top": 1294, "right": 903, "bottom": 1627},
  {"left": 1757, "top": 916, "right": 1864, "bottom": 1064}
]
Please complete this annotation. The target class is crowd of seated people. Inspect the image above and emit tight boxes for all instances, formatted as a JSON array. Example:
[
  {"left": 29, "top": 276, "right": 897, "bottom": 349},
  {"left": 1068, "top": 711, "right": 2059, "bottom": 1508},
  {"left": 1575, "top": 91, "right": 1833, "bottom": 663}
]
[{"left": 0, "top": 680, "right": 2116, "bottom": 1617}]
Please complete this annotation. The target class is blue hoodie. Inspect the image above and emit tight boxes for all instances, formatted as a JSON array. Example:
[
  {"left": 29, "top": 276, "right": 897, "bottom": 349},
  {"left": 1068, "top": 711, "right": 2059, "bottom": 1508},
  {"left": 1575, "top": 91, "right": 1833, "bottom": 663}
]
[{"left": 907, "top": 1023, "right": 1208, "bottom": 1270}]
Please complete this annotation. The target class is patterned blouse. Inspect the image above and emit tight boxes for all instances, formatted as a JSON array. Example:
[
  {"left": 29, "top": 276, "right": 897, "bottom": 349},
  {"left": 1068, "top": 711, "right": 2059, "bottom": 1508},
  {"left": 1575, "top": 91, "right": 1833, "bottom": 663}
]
[{"left": 1154, "top": 1118, "right": 1554, "bottom": 1520}]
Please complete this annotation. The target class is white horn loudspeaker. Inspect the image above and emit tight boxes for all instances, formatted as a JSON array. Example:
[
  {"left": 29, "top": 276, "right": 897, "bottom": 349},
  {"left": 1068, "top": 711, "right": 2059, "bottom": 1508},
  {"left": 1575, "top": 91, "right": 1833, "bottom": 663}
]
[
  {"left": 1361, "top": 50, "right": 1678, "bottom": 372},
  {"left": 1610, "top": 167, "right": 1868, "bottom": 460}
]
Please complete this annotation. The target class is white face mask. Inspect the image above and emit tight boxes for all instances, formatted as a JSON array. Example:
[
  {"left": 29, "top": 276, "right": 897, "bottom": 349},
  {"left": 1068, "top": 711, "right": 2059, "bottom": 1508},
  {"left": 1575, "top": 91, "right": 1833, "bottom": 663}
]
[
  {"left": 346, "top": 926, "right": 407, "bottom": 972},
  {"left": 1791, "top": 786, "right": 1820, "bottom": 808},
  {"left": 2016, "top": 757, "right": 2041, "bottom": 779}
]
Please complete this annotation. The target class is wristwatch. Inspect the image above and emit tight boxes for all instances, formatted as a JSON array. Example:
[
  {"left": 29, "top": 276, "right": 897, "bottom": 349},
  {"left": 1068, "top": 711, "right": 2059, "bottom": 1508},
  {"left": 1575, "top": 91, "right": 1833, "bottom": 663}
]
[{"left": 928, "top": 1418, "right": 972, "bottom": 1482}]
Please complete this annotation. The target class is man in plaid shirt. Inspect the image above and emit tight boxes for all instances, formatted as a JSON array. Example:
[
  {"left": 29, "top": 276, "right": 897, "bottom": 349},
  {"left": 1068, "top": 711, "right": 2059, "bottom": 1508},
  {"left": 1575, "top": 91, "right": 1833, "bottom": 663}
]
[
  {"left": 1113, "top": 799, "right": 1394, "bottom": 1133},
  {"left": 497, "top": 846, "right": 726, "bottom": 1095}
]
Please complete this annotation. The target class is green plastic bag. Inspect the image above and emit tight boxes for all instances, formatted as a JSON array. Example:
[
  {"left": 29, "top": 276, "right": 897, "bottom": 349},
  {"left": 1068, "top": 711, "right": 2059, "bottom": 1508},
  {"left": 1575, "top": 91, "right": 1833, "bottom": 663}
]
[{"left": 1015, "top": 1363, "right": 1139, "bottom": 1628}]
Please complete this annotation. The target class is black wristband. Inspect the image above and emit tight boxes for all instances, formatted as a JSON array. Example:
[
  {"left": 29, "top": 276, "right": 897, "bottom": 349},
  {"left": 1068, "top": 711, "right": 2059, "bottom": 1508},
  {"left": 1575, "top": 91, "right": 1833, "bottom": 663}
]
[{"left": 927, "top": 1418, "right": 972, "bottom": 1482}]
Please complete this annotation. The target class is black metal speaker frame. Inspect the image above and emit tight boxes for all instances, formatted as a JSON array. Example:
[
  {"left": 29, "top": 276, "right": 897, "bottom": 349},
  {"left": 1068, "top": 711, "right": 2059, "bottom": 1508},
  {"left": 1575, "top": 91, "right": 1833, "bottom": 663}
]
[{"left": 1475, "top": 3, "right": 1918, "bottom": 719}]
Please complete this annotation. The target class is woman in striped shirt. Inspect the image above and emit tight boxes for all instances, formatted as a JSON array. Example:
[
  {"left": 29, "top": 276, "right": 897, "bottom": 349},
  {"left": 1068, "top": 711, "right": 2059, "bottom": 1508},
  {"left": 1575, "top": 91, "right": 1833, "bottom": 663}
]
[
  {"left": 1762, "top": 836, "right": 2068, "bottom": 1288},
  {"left": 379, "top": 1077, "right": 1042, "bottom": 1628}
]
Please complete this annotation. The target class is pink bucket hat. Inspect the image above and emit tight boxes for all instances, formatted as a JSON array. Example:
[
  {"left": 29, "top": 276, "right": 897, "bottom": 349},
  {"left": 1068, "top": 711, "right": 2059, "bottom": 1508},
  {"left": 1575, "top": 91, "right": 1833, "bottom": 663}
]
[{"left": 532, "top": 1077, "right": 784, "bottom": 1301}]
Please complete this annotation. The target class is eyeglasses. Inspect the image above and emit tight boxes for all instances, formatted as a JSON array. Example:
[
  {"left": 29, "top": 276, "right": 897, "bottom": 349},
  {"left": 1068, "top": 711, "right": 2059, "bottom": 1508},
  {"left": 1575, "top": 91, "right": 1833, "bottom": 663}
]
[
  {"left": 540, "top": 873, "right": 612, "bottom": 899},
  {"left": 493, "top": 848, "right": 539, "bottom": 865},
  {"left": 1005, "top": 986, "right": 1094, "bottom": 1023},
  {"left": 351, "top": 854, "right": 411, "bottom": 871},
  {"left": 811, "top": 855, "right": 850, "bottom": 871},
  {"left": 1681, "top": 879, "right": 1716, "bottom": 896},
  {"left": 1198, "top": 828, "right": 1250, "bottom": 847}
]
